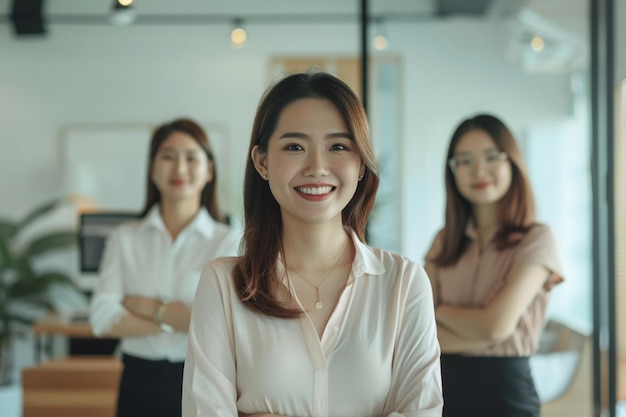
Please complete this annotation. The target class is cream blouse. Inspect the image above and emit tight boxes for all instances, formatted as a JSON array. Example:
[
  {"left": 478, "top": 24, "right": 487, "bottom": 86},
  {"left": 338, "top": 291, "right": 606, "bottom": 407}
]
[
  {"left": 183, "top": 230, "right": 443, "bottom": 417},
  {"left": 425, "top": 223, "right": 564, "bottom": 356}
]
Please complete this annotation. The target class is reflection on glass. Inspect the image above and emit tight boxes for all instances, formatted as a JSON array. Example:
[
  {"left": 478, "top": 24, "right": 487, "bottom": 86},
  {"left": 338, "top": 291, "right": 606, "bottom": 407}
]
[
  {"left": 368, "top": 58, "right": 400, "bottom": 253},
  {"left": 395, "top": 1, "right": 593, "bottom": 415}
]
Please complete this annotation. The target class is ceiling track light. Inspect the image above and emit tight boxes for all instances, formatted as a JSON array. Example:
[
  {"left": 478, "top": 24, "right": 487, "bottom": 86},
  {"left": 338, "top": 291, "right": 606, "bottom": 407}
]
[
  {"left": 110, "top": 0, "right": 136, "bottom": 26},
  {"left": 10, "top": 0, "right": 46, "bottom": 36},
  {"left": 230, "top": 18, "right": 247, "bottom": 48},
  {"left": 372, "top": 18, "right": 388, "bottom": 51},
  {"left": 530, "top": 35, "right": 545, "bottom": 52}
]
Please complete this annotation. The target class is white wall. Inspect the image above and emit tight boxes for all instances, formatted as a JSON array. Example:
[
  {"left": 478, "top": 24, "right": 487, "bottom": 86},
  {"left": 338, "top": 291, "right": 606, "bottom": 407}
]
[
  {"left": 0, "top": 14, "right": 574, "bottom": 261},
  {"left": 394, "top": 18, "right": 572, "bottom": 260}
]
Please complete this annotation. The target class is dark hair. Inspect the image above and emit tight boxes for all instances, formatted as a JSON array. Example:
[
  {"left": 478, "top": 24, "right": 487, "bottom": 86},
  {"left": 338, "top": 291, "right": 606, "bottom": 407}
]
[
  {"left": 234, "top": 71, "right": 380, "bottom": 318},
  {"left": 140, "top": 118, "right": 223, "bottom": 222},
  {"left": 432, "top": 114, "right": 536, "bottom": 266}
]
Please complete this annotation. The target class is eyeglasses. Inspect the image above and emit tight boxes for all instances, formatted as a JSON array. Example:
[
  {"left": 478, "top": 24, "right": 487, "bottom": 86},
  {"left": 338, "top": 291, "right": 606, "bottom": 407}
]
[{"left": 448, "top": 150, "right": 508, "bottom": 175}]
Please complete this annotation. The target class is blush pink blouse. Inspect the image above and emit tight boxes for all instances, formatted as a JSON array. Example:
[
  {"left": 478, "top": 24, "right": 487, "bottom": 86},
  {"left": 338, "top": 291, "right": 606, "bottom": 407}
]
[{"left": 425, "top": 223, "right": 564, "bottom": 356}]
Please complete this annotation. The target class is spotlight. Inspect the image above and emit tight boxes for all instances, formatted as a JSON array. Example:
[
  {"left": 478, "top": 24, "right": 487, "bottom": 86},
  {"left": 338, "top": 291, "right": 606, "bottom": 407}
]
[
  {"left": 230, "top": 19, "right": 247, "bottom": 48},
  {"left": 110, "top": 0, "right": 136, "bottom": 26},
  {"left": 530, "top": 36, "right": 545, "bottom": 52},
  {"left": 373, "top": 33, "right": 388, "bottom": 51},
  {"left": 373, "top": 19, "right": 388, "bottom": 51}
]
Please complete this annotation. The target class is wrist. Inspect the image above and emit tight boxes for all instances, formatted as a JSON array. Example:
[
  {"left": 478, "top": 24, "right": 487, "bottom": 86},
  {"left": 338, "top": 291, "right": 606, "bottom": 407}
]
[{"left": 153, "top": 301, "right": 169, "bottom": 325}]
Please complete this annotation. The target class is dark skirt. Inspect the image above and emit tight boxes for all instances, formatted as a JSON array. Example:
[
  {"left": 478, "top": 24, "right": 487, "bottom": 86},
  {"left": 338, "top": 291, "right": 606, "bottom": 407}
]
[
  {"left": 116, "top": 354, "right": 185, "bottom": 417},
  {"left": 440, "top": 354, "right": 540, "bottom": 417}
]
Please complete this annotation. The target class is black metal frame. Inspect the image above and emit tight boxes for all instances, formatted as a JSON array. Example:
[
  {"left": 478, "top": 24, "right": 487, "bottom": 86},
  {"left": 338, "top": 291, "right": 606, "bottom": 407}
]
[{"left": 590, "top": 0, "right": 617, "bottom": 416}]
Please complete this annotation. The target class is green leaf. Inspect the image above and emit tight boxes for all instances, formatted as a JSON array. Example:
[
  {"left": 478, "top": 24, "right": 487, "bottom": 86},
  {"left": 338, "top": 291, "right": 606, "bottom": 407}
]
[
  {"left": 15, "top": 197, "right": 70, "bottom": 234},
  {"left": 5, "top": 312, "right": 40, "bottom": 328},
  {"left": 8, "top": 256, "right": 36, "bottom": 280},
  {"left": 8, "top": 279, "right": 49, "bottom": 299},
  {"left": 22, "top": 231, "right": 77, "bottom": 258},
  {"left": 8, "top": 293, "right": 54, "bottom": 310},
  {"left": 7, "top": 271, "right": 74, "bottom": 299},
  {"left": 0, "top": 221, "right": 18, "bottom": 241},
  {"left": 0, "top": 221, "right": 18, "bottom": 269},
  {"left": 37, "top": 271, "right": 76, "bottom": 287},
  {"left": 0, "top": 238, "right": 11, "bottom": 268},
  {"left": 0, "top": 197, "right": 80, "bottom": 341}
]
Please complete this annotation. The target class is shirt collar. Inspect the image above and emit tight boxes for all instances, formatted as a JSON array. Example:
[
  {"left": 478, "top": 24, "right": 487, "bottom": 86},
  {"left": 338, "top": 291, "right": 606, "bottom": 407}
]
[
  {"left": 277, "top": 227, "right": 386, "bottom": 284},
  {"left": 348, "top": 227, "right": 386, "bottom": 279},
  {"left": 139, "top": 204, "right": 217, "bottom": 239}
]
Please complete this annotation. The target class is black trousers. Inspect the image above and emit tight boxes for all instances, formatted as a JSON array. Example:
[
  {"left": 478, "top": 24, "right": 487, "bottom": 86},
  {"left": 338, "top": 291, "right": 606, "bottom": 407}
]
[
  {"left": 116, "top": 354, "right": 185, "bottom": 417},
  {"left": 440, "top": 354, "right": 540, "bottom": 417}
]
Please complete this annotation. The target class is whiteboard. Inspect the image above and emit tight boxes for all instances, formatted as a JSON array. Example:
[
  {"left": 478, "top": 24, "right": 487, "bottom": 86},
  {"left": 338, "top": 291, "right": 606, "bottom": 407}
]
[{"left": 60, "top": 123, "right": 233, "bottom": 213}]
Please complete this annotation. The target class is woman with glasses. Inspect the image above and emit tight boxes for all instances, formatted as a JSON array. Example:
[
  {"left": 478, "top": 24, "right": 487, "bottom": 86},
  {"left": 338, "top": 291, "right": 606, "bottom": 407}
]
[{"left": 424, "top": 114, "right": 564, "bottom": 417}]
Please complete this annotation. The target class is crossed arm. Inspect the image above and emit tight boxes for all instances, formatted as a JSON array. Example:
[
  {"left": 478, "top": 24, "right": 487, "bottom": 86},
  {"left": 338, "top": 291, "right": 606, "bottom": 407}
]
[
  {"left": 99, "top": 296, "right": 191, "bottom": 337},
  {"left": 425, "top": 261, "right": 551, "bottom": 353}
]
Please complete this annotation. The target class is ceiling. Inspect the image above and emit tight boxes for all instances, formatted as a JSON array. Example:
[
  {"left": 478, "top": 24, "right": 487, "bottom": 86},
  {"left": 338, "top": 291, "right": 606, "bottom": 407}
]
[
  {"left": 0, "top": 0, "right": 549, "bottom": 29},
  {"left": 2, "top": 0, "right": 521, "bottom": 17},
  {"left": 1, "top": 0, "right": 586, "bottom": 41}
]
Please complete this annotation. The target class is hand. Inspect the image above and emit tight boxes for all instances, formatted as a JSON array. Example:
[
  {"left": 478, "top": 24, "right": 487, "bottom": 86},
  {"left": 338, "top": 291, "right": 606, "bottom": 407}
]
[{"left": 123, "top": 296, "right": 160, "bottom": 321}]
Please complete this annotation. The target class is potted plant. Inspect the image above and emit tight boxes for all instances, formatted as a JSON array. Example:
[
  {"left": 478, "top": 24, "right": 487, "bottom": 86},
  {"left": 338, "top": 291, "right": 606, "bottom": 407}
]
[{"left": 0, "top": 197, "right": 78, "bottom": 386}]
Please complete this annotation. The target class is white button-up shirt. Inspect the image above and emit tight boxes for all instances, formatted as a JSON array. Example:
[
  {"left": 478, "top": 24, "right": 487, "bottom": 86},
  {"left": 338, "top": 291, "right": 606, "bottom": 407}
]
[
  {"left": 89, "top": 205, "right": 240, "bottom": 362},
  {"left": 183, "top": 229, "right": 443, "bottom": 417}
]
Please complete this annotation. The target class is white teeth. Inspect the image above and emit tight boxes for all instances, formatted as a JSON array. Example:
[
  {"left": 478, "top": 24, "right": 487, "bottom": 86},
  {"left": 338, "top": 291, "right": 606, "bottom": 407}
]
[{"left": 296, "top": 186, "right": 333, "bottom": 195}]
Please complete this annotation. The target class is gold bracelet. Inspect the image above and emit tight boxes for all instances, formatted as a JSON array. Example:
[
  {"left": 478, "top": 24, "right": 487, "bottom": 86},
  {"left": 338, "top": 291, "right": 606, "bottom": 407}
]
[{"left": 154, "top": 301, "right": 168, "bottom": 325}]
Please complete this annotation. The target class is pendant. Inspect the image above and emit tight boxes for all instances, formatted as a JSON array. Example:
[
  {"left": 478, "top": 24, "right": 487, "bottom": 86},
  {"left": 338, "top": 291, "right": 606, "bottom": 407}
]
[{"left": 315, "top": 301, "right": 324, "bottom": 310}]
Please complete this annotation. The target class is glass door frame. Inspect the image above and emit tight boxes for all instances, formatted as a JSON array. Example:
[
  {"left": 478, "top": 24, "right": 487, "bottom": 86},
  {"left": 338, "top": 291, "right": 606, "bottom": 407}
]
[{"left": 589, "top": 0, "right": 616, "bottom": 415}]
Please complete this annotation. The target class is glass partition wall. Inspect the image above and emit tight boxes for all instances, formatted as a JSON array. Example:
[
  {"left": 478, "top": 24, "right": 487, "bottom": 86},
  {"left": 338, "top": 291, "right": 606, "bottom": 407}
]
[{"left": 369, "top": 1, "right": 594, "bottom": 415}]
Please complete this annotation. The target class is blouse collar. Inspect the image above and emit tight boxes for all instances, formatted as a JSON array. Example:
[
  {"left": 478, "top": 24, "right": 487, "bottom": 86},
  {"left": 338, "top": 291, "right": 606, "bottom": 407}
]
[
  {"left": 277, "top": 227, "right": 386, "bottom": 284},
  {"left": 140, "top": 204, "right": 218, "bottom": 240}
]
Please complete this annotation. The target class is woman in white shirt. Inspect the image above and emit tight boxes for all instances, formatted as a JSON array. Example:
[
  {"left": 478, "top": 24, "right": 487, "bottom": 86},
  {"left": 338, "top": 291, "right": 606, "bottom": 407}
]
[
  {"left": 89, "top": 118, "right": 240, "bottom": 417},
  {"left": 183, "top": 72, "right": 443, "bottom": 417}
]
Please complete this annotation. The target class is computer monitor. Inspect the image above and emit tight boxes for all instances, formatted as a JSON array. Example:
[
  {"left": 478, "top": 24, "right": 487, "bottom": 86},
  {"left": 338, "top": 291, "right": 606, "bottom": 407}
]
[{"left": 79, "top": 212, "right": 139, "bottom": 274}]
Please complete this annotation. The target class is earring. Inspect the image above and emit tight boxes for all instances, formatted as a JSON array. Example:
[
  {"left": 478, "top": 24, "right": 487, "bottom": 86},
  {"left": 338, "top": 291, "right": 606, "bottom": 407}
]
[
  {"left": 263, "top": 174, "right": 268, "bottom": 180},
  {"left": 358, "top": 174, "right": 364, "bottom": 181}
]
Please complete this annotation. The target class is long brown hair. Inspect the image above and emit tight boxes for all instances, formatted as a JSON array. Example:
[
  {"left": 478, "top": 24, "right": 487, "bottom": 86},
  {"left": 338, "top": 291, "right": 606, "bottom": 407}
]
[
  {"left": 140, "top": 118, "right": 224, "bottom": 222},
  {"left": 432, "top": 114, "right": 535, "bottom": 266},
  {"left": 234, "top": 71, "right": 380, "bottom": 318}
]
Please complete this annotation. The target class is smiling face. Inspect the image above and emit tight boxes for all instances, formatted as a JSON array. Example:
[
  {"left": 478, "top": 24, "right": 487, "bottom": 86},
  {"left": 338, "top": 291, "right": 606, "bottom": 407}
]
[
  {"left": 451, "top": 128, "right": 512, "bottom": 207},
  {"left": 151, "top": 131, "right": 213, "bottom": 205},
  {"left": 251, "top": 98, "right": 364, "bottom": 227}
]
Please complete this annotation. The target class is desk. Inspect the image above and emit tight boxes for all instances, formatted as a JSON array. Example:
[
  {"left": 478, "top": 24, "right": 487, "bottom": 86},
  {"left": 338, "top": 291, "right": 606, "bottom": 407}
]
[
  {"left": 32, "top": 314, "right": 94, "bottom": 362},
  {"left": 22, "top": 356, "right": 123, "bottom": 417}
]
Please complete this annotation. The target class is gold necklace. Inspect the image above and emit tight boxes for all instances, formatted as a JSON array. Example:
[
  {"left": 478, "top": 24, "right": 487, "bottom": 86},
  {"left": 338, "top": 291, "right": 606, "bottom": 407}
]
[{"left": 288, "top": 243, "right": 349, "bottom": 311}]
